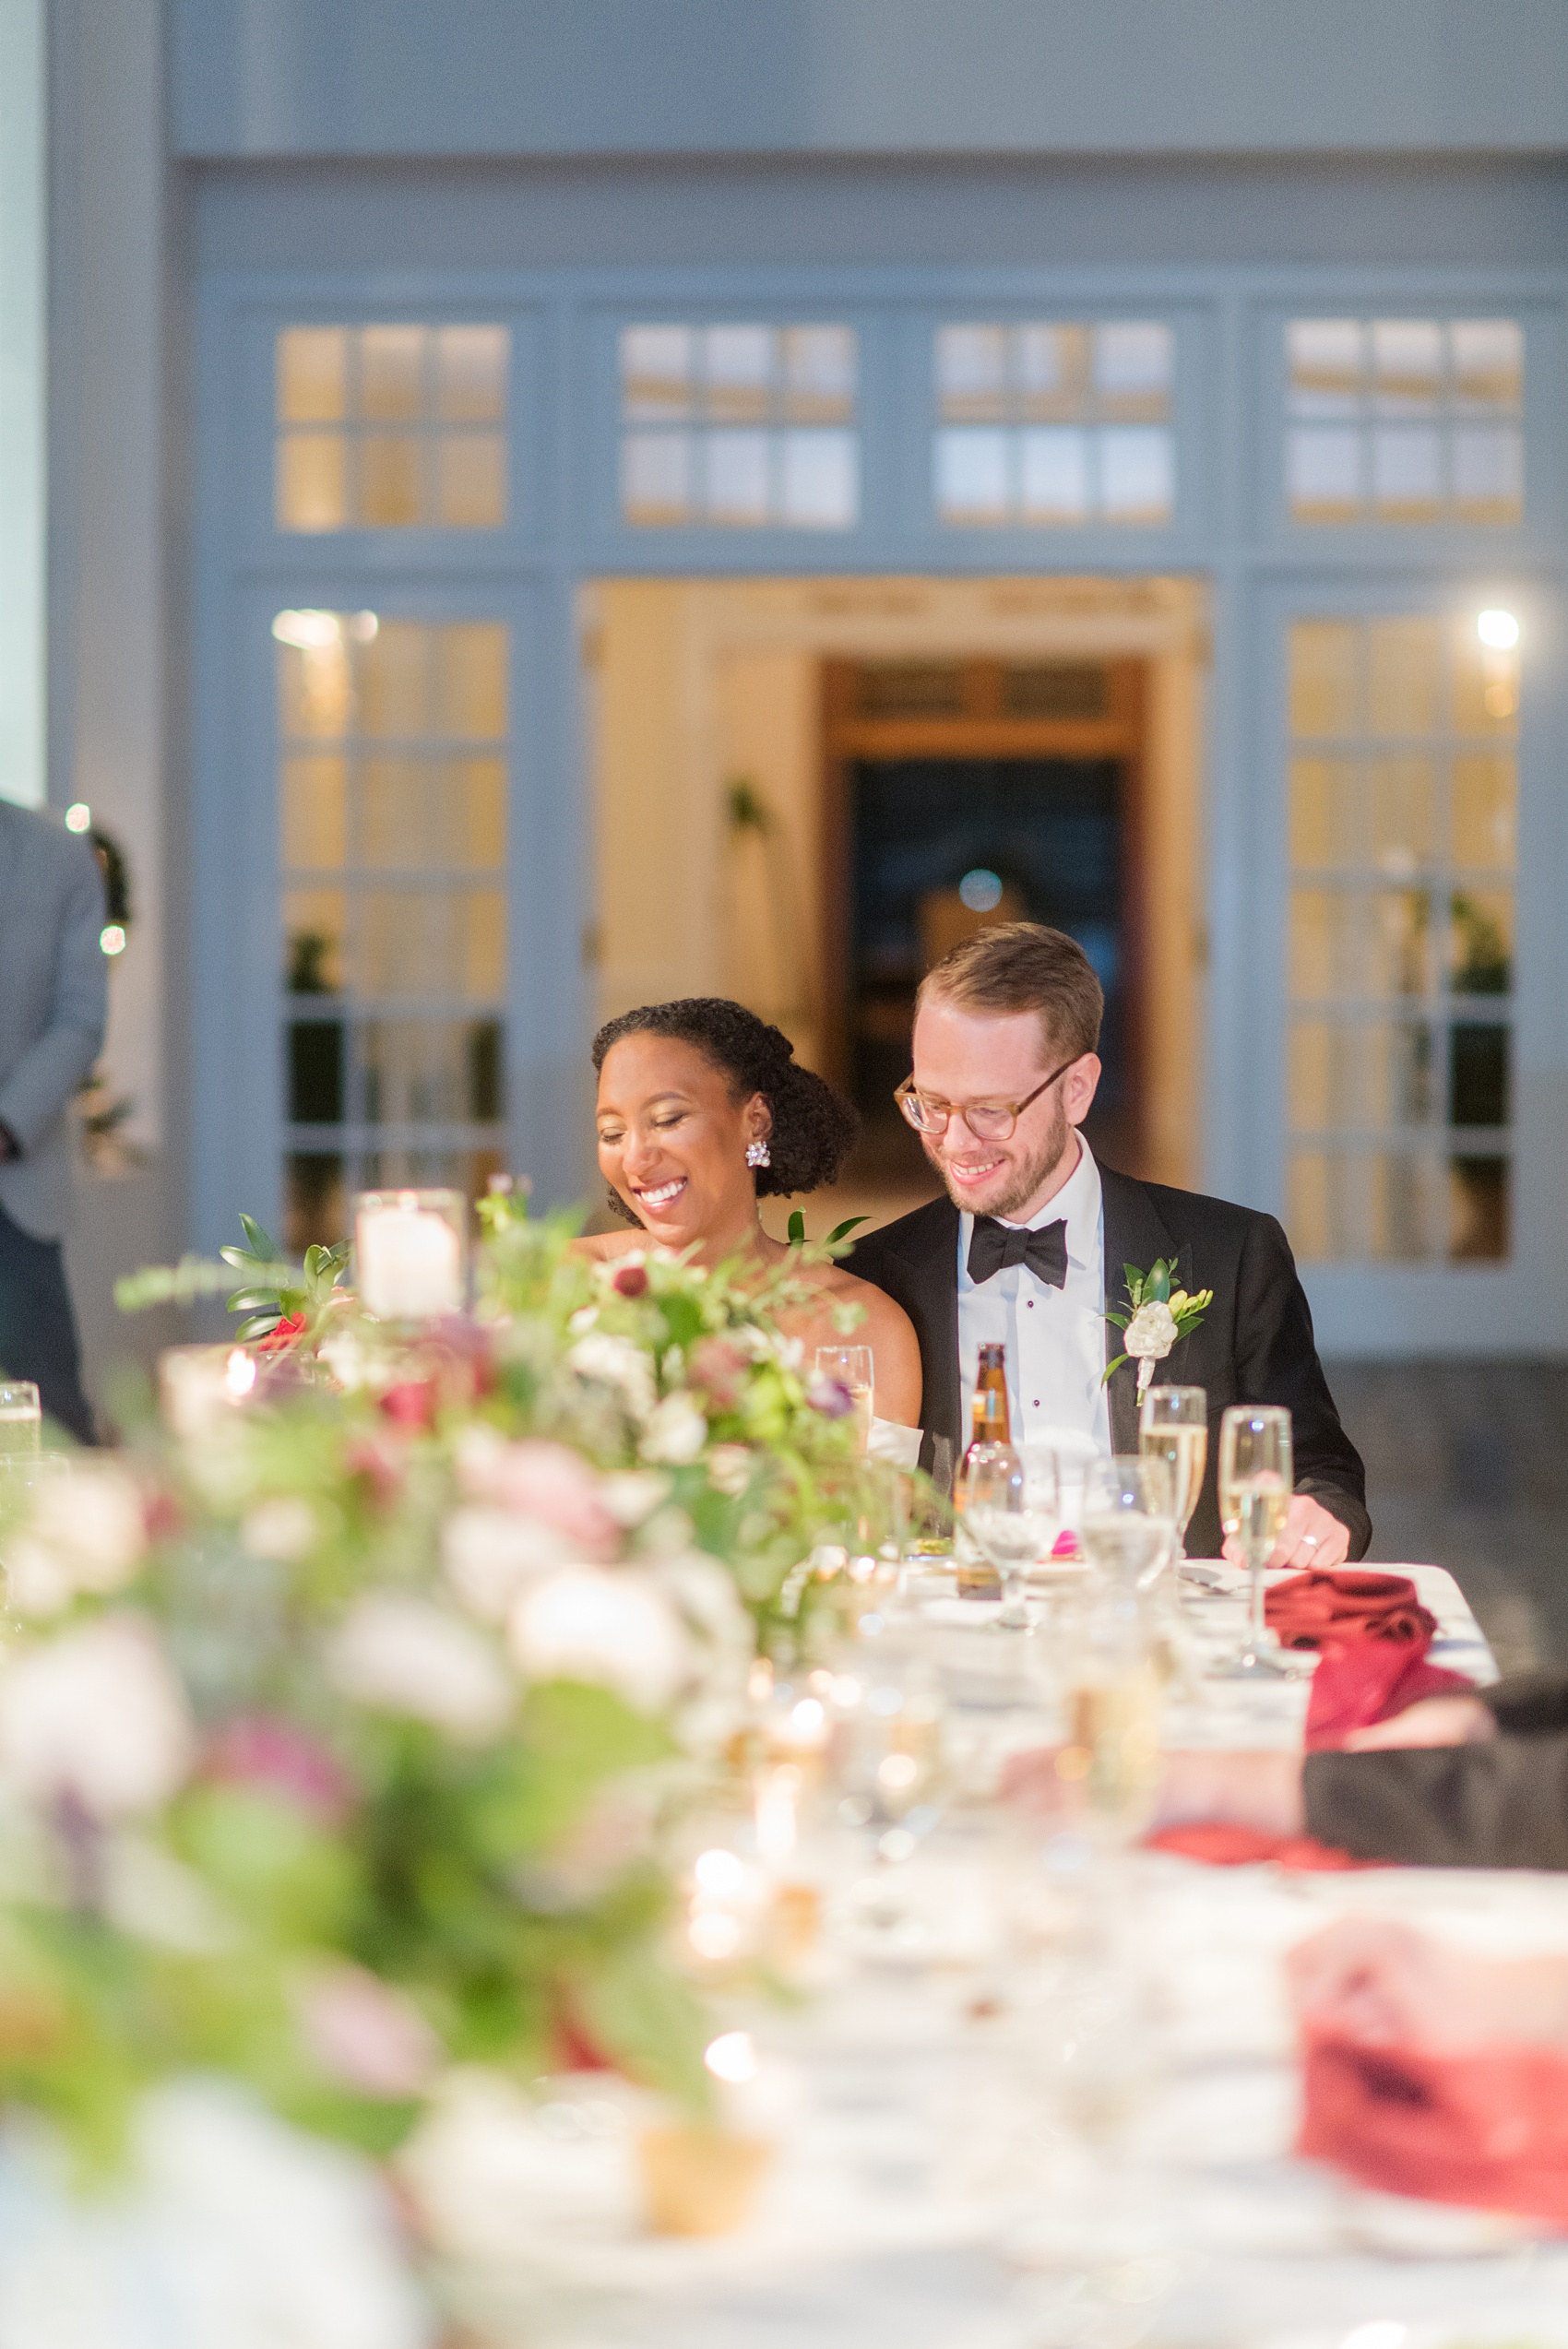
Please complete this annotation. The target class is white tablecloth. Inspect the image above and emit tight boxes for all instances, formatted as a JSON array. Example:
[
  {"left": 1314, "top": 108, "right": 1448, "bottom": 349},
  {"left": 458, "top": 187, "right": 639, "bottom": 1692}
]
[{"left": 446, "top": 1567, "right": 1568, "bottom": 2349}]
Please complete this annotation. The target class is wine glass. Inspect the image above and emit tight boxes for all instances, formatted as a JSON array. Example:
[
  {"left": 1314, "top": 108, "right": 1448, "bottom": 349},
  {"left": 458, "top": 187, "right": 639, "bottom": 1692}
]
[
  {"left": 814, "top": 1345, "right": 873, "bottom": 1453},
  {"left": 1076, "top": 1457, "right": 1177, "bottom": 1593},
  {"left": 1211, "top": 1404, "right": 1301, "bottom": 1679},
  {"left": 968, "top": 1465, "right": 1062, "bottom": 1631},
  {"left": 1138, "top": 1385, "right": 1206, "bottom": 1563}
]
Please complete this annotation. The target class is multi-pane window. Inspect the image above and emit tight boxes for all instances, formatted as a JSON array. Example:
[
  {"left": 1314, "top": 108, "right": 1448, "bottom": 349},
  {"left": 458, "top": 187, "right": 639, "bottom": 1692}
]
[
  {"left": 618, "top": 325, "right": 858, "bottom": 528},
  {"left": 933, "top": 322, "right": 1174, "bottom": 527},
  {"left": 1286, "top": 319, "right": 1522, "bottom": 526},
  {"left": 275, "top": 326, "right": 509, "bottom": 531},
  {"left": 1286, "top": 612, "right": 1518, "bottom": 1263},
  {"left": 275, "top": 611, "right": 508, "bottom": 1249}
]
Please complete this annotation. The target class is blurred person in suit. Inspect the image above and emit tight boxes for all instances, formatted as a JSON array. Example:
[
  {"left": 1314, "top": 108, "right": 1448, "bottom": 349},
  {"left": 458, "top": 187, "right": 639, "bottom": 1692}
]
[{"left": 0, "top": 799, "right": 108, "bottom": 1441}]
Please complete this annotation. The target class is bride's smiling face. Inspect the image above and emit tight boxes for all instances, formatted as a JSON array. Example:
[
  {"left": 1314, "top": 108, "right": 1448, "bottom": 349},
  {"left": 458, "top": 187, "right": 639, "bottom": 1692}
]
[{"left": 595, "top": 1033, "right": 769, "bottom": 1250}]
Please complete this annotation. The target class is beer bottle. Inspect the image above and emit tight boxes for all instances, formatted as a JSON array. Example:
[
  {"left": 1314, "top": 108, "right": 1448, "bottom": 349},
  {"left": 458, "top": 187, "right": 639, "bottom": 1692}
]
[{"left": 956, "top": 1343, "right": 1021, "bottom": 1596}]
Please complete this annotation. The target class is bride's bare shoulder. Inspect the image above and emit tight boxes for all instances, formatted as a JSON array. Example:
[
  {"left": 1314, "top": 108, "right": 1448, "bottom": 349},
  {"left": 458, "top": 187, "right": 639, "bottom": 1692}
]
[{"left": 570, "top": 1229, "right": 644, "bottom": 1262}]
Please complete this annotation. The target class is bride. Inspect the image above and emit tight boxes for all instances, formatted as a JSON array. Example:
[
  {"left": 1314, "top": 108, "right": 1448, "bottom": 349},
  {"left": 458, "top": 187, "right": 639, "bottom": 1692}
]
[{"left": 577, "top": 997, "right": 922, "bottom": 1430}]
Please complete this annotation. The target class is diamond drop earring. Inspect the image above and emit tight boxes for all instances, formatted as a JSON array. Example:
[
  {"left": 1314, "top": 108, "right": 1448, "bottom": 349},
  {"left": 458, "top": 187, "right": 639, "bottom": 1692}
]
[{"left": 745, "top": 1139, "right": 771, "bottom": 1169}]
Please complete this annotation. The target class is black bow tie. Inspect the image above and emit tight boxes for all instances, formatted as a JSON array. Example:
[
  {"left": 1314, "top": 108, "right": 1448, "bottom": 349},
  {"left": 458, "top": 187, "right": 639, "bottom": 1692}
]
[{"left": 967, "top": 1216, "right": 1069, "bottom": 1289}]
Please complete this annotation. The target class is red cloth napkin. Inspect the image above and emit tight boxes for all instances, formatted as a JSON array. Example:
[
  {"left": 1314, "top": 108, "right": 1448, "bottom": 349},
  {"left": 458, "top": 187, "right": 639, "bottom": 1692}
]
[
  {"left": 1305, "top": 1642, "right": 1476, "bottom": 1751},
  {"left": 1300, "top": 2027, "right": 1568, "bottom": 2224},
  {"left": 1266, "top": 1569, "right": 1438, "bottom": 1651},
  {"left": 1146, "top": 1822, "right": 1370, "bottom": 1870}
]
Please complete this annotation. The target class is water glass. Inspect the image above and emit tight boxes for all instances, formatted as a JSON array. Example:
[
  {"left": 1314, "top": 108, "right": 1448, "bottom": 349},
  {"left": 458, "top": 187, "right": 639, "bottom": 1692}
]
[
  {"left": 0, "top": 1382, "right": 42, "bottom": 1462},
  {"left": 1077, "top": 1456, "right": 1177, "bottom": 1592}
]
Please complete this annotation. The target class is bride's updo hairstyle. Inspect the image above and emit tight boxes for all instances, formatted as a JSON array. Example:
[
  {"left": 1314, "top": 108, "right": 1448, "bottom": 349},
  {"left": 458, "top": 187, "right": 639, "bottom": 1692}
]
[{"left": 591, "top": 998, "right": 859, "bottom": 1202}]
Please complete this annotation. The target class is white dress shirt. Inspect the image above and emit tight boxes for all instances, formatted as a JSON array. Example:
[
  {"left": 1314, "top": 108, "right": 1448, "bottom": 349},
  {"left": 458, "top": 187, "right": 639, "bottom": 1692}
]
[{"left": 956, "top": 1135, "right": 1112, "bottom": 1456}]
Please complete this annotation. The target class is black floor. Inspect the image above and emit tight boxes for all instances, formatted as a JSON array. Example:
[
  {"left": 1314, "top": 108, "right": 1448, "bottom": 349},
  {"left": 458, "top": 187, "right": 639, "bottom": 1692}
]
[{"left": 1326, "top": 1360, "right": 1568, "bottom": 1678}]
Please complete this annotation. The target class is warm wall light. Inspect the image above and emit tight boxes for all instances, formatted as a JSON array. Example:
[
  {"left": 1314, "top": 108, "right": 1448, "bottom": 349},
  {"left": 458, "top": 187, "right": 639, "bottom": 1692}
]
[
  {"left": 100, "top": 923, "right": 126, "bottom": 955},
  {"left": 65, "top": 802, "right": 90, "bottom": 832},
  {"left": 1478, "top": 609, "right": 1520, "bottom": 649}
]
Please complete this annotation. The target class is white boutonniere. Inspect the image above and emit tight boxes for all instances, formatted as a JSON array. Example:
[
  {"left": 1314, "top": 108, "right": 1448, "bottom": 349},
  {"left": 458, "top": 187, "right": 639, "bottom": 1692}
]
[{"left": 1104, "top": 1258, "right": 1213, "bottom": 1397}]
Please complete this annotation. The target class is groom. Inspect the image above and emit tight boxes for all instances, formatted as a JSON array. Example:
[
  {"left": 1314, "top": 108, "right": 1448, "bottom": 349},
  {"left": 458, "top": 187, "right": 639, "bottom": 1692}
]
[{"left": 850, "top": 923, "right": 1369, "bottom": 1564}]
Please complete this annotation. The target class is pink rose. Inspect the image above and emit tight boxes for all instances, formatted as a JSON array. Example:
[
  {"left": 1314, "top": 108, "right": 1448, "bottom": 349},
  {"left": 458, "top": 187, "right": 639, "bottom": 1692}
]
[
  {"left": 455, "top": 1433, "right": 619, "bottom": 1556},
  {"left": 297, "top": 1962, "right": 440, "bottom": 2099}
]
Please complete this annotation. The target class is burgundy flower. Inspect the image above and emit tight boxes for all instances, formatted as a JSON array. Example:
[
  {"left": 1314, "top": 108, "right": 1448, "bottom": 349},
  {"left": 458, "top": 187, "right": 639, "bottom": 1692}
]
[
  {"left": 612, "top": 1263, "right": 648, "bottom": 1299},
  {"left": 807, "top": 1373, "right": 855, "bottom": 1420},
  {"left": 380, "top": 1380, "right": 438, "bottom": 1430},
  {"left": 203, "top": 1714, "right": 354, "bottom": 1824},
  {"left": 256, "top": 1311, "right": 307, "bottom": 1356}
]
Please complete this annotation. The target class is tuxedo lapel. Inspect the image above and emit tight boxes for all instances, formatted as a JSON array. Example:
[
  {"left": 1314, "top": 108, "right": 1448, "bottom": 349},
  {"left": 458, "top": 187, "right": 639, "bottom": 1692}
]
[{"left": 1098, "top": 1165, "right": 1182, "bottom": 1454}]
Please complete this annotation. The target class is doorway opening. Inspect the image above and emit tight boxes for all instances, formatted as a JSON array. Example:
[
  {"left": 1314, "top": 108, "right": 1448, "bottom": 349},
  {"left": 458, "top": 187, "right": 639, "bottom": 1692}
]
[
  {"left": 821, "top": 655, "right": 1147, "bottom": 1199},
  {"left": 584, "top": 575, "right": 1206, "bottom": 1232}
]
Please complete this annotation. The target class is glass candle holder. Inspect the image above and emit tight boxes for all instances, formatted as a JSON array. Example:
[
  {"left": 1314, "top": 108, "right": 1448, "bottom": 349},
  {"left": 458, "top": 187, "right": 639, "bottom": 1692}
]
[
  {"left": 159, "top": 1344, "right": 258, "bottom": 1441},
  {"left": 352, "top": 1189, "right": 467, "bottom": 1322}
]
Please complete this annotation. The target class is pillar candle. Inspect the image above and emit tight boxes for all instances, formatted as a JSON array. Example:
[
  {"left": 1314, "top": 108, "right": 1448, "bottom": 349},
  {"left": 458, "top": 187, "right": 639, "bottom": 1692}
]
[{"left": 356, "top": 1196, "right": 463, "bottom": 1321}]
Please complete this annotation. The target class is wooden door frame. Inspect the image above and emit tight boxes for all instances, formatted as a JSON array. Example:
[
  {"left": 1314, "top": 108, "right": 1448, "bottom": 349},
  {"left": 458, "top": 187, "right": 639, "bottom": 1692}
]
[{"left": 820, "top": 655, "right": 1150, "bottom": 1165}]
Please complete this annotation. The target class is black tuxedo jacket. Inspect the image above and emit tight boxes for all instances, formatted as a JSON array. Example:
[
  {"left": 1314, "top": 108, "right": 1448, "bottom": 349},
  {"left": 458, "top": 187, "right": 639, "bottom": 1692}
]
[{"left": 848, "top": 1166, "right": 1370, "bottom": 1561}]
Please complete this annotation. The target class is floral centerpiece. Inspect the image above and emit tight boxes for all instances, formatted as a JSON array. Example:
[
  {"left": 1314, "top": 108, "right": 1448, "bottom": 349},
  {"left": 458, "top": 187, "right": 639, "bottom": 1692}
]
[{"left": 0, "top": 1192, "right": 881, "bottom": 2270}]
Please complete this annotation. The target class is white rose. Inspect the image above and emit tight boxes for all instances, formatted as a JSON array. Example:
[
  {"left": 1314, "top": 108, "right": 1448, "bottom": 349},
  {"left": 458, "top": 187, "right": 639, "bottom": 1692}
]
[
  {"left": 441, "top": 1506, "right": 568, "bottom": 1622},
  {"left": 1123, "top": 1299, "right": 1179, "bottom": 1360},
  {"left": 509, "top": 1568, "right": 690, "bottom": 1713},
  {"left": 327, "top": 1596, "right": 512, "bottom": 1742},
  {"left": 706, "top": 1444, "right": 753, "bottom": 1499},
  {"left": 599, "top": 1471, "right": 670, "bottom": 1527},
  {"left": 567, "top": 1333, "right": 656, "bottom": 1418},
  {"left": 2, "top": 1461, "right": 148, "bottom": 1617},
  {"left": 0, "top": 1615, "right": 195, "bottom": 1820},
  {"left": 638, "top": 1393, "right": 707, "bottom": 1466},
  {"left": 241, "top": 1497, "right": 319, "bottom": 1563}
]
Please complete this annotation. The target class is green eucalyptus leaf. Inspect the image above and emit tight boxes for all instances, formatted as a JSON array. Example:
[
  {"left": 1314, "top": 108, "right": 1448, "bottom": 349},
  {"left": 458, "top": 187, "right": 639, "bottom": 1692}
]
[
  {"left": 1104, "top": 1310, "right": 1129, "bottom": 1331},
  {"left": 787, "top": 1210, "right": 805, "bottom": 1245},
  {"left": 826, "top": 1216, "right": 870, "bottom": 1246},
  {"left": 1123, "top": 1263, "right": 1145, "bottom": 1307},
  {"left": 1101, "top": 1351, "right": 1129, "bottom": 1383},
  {"left": 1146, "top": 1262, "right": 1172, "bottom": 1304}
]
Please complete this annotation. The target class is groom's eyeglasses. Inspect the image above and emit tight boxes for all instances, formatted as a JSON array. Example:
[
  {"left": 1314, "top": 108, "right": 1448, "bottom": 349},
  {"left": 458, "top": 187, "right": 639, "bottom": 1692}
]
[{"left": 894, "top": 1056, "right": 1079, "bottom": 1143}]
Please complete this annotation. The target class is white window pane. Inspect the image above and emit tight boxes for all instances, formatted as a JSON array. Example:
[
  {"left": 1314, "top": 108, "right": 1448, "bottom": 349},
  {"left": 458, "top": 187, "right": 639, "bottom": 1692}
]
[
  {"left": 621, "top": 326, "right": 693, "bottom": 421},
  {"left": 1288, "top": 320, "right": 1362, "bottom": 419},
  {"left": 784, "top": 326, "right": 856, "bottom": 418},
  {"left": 1018, "top": 428, "right": 1087, "bottom": 522},
  {"left": 936, "top": 325, "right": 1007, "bottom": 417},
  {"left": 935, "top": 427, "right": 1010, "bottom": 521},
  {"left": 1452, "top": 319, "right": 1522, "bottom": 414},
  {"left": 1372, "top": 426, "right": 1442, "bottom": 515},
  {"left": 705, "top": 429, "right": 771, "bottom": 523},
  {"left": 1094, "top": 322, "right": 1171, "bottom": 398},
  {"left": 1372, "top": 319, "right": 1442, "bottom": 416},
  {"left": 1017, "top": 324, "right": 1091, "bottom": 417},
  {"left": 1098, "top": 427, "right": 1172, "bottom": 522},
  {"left": 1289, "top": 426, "right": 1361, "bottom": 516},
  {"left": 1452, "top": 425, "right": 1523, "bottom": 517},
  {"left": 780, "top": 429, "right": 858, "bottom": 528},
  {"left": 621, "top": 430, "right": 692, "bottom": 523},
  {"left": 704, "top": 326, "right": 773, "bottom": 421}
]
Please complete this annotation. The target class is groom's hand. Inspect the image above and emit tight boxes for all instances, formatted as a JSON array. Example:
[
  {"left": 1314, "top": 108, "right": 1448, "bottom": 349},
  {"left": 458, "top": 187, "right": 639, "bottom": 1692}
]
[{"left": 1222, "top": 1492, "right": 1351, "bottom": 1572}]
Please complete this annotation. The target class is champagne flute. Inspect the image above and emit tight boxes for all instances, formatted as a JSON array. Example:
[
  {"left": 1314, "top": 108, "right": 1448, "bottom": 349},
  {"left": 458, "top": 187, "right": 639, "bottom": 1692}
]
[
  {"left": 1139, "top": 1385, "right": 1207, "bottom": 1563},
  {"left": 1211, "top": 1404, "right": 1299, "bottom": 1679},
  {"left": 1077, "top": 1457, "right": 1176, "bottom": 1592},
  {"left": 814, "top": 1345, "right": 873, "bottom": 1453}
]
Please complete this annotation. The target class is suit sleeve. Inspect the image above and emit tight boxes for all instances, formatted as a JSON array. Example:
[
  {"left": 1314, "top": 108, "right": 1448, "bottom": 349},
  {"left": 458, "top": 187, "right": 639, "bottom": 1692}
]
[
  {"left": 1235, "top": 1210, "right": 1370, "bottom": 1560},
  {"left": 0, "top": 841, "right": 107, "bottom": 1153},
  {"left": 1304, "top": 1737, "right": 1568, "bottom": 1870}
]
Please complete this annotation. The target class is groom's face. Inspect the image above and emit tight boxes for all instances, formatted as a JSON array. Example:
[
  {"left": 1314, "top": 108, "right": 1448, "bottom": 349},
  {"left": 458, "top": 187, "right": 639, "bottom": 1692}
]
[{"left": 910, "top": 995, "right": 1099, "bottom": 1222}]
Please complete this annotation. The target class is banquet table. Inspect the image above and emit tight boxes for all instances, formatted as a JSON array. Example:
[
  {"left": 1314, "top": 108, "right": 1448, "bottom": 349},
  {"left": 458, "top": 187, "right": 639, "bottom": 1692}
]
[{"left": 443, "top": 1565, "right": 1568, "bottom": 2349}]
